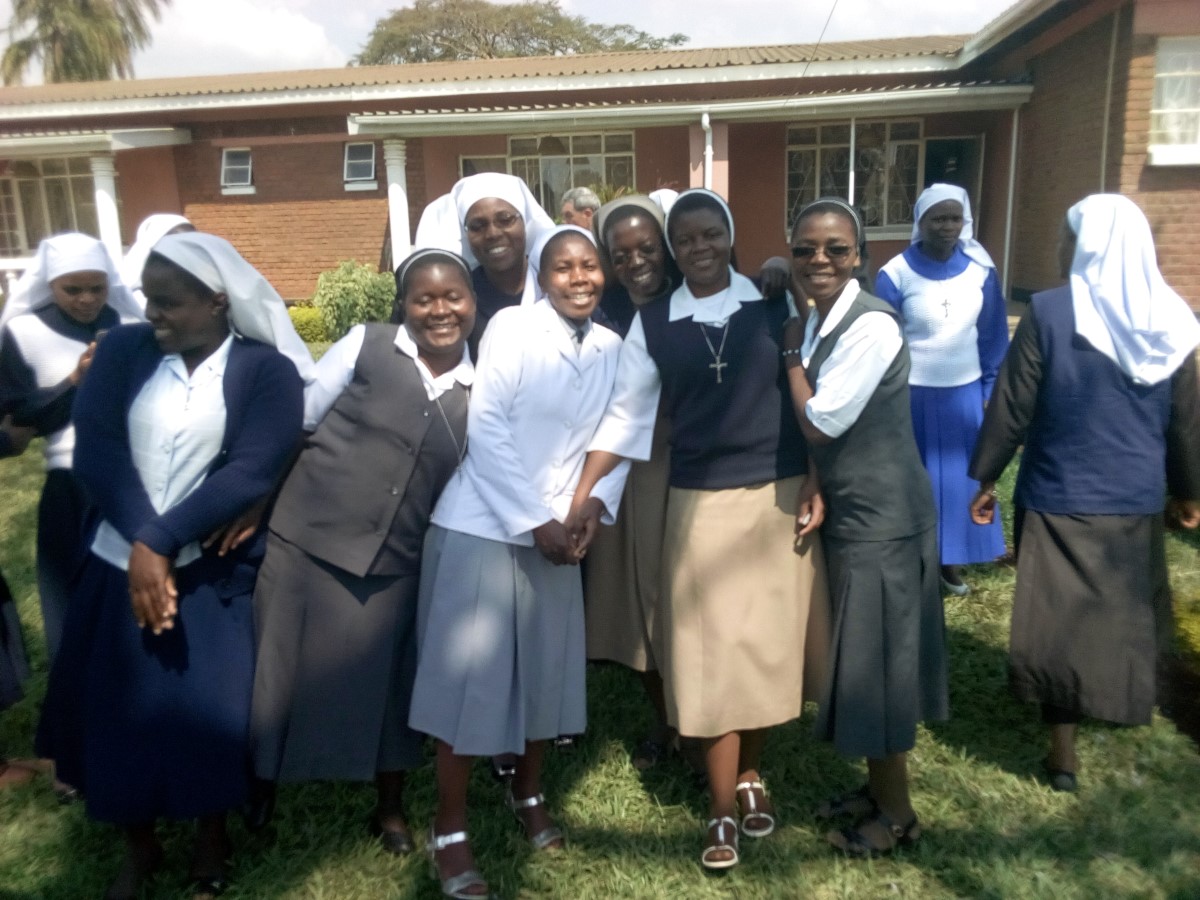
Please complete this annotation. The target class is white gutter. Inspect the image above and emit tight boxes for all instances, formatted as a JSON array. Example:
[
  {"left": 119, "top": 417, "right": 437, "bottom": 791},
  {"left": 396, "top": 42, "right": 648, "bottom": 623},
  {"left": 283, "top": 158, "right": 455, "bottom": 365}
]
[
  {"left": 701, "top": 112, "right": 713, "bottom": 190},
  {"left": 349, "top": 84, "right": 1033, "bottom": 138},
  {"left": 1002, "top": 107, "right": 1020, "bottom": 298},
  {"left": 0, "top": 127, "right": 191, "bottom": 158},
  {"left": 848, "top": 116, "right": 857, "bottom": 205},
  {"left": 0, "top": 55, "right": 962, "bottom": 123},
  {"left": 1099, "top": 10, "right": 1119, "bottom": 191}
]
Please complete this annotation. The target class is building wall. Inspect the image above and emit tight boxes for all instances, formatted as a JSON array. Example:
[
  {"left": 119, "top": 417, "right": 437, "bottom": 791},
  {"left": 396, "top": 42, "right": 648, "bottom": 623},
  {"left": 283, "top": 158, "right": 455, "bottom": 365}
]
[
  {"left": 114, "top": 146, "right": 183, "bottom": 245},
  {"left": 173, "top": 134, "right": 402, "bottom": 299},
  {"left": 728, "top": 121, "right": 788, "bottom": 273}
]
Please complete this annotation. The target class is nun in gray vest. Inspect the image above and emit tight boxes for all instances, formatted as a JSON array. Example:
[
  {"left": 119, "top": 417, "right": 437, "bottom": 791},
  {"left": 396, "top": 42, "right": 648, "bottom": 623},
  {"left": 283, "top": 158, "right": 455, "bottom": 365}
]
[
  {"left": 783, "top": 198, "right": 948, "bottom": 858},
  {"left": 249, "top": 249, "right": 476, "bottom": 855}
]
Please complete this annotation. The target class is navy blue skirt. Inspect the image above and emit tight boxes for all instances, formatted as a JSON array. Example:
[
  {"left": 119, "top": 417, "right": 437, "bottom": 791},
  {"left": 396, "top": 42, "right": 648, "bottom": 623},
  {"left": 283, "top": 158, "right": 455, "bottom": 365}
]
[{"left": 37, "top": 548, "right": 258, "bottom": 824}]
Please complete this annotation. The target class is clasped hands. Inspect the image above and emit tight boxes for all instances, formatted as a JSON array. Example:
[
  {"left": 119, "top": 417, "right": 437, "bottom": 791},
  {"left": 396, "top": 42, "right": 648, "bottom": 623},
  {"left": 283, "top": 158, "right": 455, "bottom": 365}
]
[{"left": 533, "top": 496, "right": 607, "bottom": 566}]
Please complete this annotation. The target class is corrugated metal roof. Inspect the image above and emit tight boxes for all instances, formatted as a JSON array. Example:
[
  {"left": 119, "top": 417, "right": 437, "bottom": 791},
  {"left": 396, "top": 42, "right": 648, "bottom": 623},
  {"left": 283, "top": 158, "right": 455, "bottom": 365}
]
[{"left": 0, "top": 36, "right": 968, "bottom": 106}]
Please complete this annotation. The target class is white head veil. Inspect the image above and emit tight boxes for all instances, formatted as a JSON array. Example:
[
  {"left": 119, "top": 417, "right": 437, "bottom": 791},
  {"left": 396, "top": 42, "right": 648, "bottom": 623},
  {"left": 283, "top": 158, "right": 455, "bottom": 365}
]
[
  {"left": 0, "top": 232, "right": 143, "bottom": 334},
  {"left": 121, "top": 213, "right": 193, "bottom": 305},
  {"left": 648, "top": 189, "right": 680, "bottom": 217},
  {"left": 911, "top": 183, "right": 995, "bottom": 269},
  {"left": 414, "top": 173, "right": 554, "bottom": 267},
  {"left": 664, "top": 188, "right": 734, "bottom": 259},
  {"left": 528, "top": 224, "right": 597, "bottom": 278},
  {"left": 1065, "top": 193, "right": 1200, "bottom": 386},
  {"left": 150, "top": 232, "right": 316, "bottom": 385}
]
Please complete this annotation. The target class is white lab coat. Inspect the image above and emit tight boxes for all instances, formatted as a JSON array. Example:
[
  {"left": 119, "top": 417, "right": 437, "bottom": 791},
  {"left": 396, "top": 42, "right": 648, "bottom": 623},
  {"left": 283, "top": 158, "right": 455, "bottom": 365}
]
[{"left": 430, "top": 300, "right": 630, "bottom": 546}]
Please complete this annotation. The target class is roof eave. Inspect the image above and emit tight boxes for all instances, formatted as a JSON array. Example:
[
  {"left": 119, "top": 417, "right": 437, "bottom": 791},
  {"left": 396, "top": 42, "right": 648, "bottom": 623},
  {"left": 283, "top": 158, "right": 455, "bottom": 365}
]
[
  {"left": 956, "top": 0, "right": 1063, "bottom": 66},
  {"left": 349, "top": 84, "right": 1033, "bottom": 138},
  {"left": 0, "top": 126, "right": 191, "bottom": 158},
  {"left": 0, "top": 55, "right": 962, "bottom": 122}
]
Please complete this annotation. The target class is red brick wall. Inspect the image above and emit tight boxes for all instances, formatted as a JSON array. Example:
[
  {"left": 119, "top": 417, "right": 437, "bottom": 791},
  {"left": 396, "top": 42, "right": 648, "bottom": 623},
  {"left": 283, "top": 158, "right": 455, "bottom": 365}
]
[
  {"left": 174, "top": 134, "right": 418, "bottom": 300},
  {"left": 114, "top": 146, "right": 183, "bottom": 244},
  {"left": 1010, "top": 8, "right": 1131, "bottom": 298},
  {"left": 1118, "top": 31, "right": 1200, "bottom": 308},
  {"left": 728, "top": 121, "right": 788, "bottom": 272}
]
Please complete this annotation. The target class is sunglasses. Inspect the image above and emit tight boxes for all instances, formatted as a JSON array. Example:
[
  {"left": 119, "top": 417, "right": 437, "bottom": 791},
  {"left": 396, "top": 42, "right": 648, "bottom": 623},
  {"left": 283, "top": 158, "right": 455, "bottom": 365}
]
[
  {"left": 465, "top": 211, "right": 523, "bottom": 233},
  {"left": 791, "top": 244, "right": 855, "bottom": 259}
]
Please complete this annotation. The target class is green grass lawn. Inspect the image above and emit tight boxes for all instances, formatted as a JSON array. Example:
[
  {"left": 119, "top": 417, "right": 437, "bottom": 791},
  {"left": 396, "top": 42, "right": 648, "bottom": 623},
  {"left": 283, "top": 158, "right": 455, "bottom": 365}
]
[{"left": 2, "top": 448, "right": 1200, "bottom": 899}]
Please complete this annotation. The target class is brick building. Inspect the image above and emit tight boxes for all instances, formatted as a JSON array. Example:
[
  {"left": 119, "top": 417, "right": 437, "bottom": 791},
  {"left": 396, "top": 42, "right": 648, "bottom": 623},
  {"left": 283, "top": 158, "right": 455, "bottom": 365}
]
[{"left": 0, "top": 0, "right": 1197, "bottom": 308}]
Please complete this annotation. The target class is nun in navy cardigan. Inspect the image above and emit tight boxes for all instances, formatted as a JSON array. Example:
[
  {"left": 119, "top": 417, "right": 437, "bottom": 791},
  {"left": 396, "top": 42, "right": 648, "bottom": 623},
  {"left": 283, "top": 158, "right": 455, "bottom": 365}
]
[{"left": 35, "top": 233, "right": 304, "bottom": 898}]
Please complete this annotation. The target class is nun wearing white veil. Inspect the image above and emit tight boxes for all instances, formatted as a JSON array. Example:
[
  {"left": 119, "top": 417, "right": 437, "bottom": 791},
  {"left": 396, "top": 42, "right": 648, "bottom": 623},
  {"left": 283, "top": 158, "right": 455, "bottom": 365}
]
[
  {"left": 0, "top": 232, "right": 142, "bottom": 661},
  {"left": 969, "top": 193, "right": 1200, "bottom": 793},
  {"left": 35, "top": 231, "right": 306, "bottom": 899},
  {"left": 120, "top": 213, "right": 194, "bottom": 309},
  {"left": 414, "top": 172, "right": 554, "bottom": 357}
]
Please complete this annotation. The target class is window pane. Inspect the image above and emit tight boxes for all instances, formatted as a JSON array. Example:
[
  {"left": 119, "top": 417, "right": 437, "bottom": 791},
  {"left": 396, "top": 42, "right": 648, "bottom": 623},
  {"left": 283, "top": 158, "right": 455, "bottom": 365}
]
[
  {"left": 44, "top": 178, "right": 73, "bottom": 232},
  {"left": 571, "top": 154, "right": 603, "bottom": 188},
  {"left": 820, "top": 124, "right": 850, "bottom": 144},
  {"left": 605, "top": 155, "right": 634, "bottom": 189},
  {"left": 18, "top": 181, "right": 46, "bottom": 246},
  {"left": 604, "top": 133, "right": 633, "bottom": 152},
  {"left": 1152, "top": 37, "right": 1200, "bottom": 145},
  {"left": 889, "top": 121, "right": 920, "bottom": 140},
  {"left": 787, "top": 126, "right": 817, "bottom": 145},
  {"left": 886, "top": 143, "right": 920, "bottom": 226},
  {"left": 819, "top": 146, "right": 850, "bottom": 199},
  {"left": 13, "top": 161, "right": 39, "bottom": 178},
  {"left": 222, "top": 150, "right": 252, "bottom": 186},
  {"left": 42, "top": 159, "right": 67, "bottom": 176},
  {"left": 572, "top": 134, "right": 602, "bottom": 154},
  {"left": 461, "top": 157, "right": 507, "bottom": 178},
  {"left": 538, "top": 157, "right": 571, "bottom": 210},
  {"left": 786, "top": 149, "right": 817, "bottom": 229},
  {"left": 511, "top": 158, "right": 541, "bottom": 205},
  {"left": 71, "top": 177, "right": 98, "bottom": 236},
  {"left": 67, "top": 156, "right": 92, "bottom": 175},
  {"left": 509, "top": 137, "right": 538, "bottom": 156},
  {"left": 0, "top": 181, "right": 21, "bottom": 255},
  {"left": 854, "top": 124, "right": 888, "bottom": 227}
]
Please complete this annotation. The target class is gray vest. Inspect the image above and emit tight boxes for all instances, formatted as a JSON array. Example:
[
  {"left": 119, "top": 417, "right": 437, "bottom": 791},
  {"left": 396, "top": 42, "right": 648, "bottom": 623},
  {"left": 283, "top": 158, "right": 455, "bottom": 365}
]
[
  {"left": 270, "top": 325, "right": 468, "bottom": 577},
  {"left": 806, "top": 292, "right": 935, "bottom": 541}
]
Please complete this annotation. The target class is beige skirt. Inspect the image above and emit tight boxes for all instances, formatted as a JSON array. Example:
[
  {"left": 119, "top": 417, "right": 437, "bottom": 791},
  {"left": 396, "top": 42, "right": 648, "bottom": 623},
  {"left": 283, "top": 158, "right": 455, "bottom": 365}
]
[
  {"left": 584, "top": 417, "right": 671, "bottom": 672},
  {"left": 661, "top": 476, "right": 830, "bottom": 738}
]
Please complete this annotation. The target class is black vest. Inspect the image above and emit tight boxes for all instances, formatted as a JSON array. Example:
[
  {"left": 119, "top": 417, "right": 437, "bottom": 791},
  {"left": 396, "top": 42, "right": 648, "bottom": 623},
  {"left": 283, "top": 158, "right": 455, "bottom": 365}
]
[
  {"left": 270, "top": 325, "right": 468, "bottom": 576},
  {"left": 806, "top": 292, "right": 935, "bottom": 541}
]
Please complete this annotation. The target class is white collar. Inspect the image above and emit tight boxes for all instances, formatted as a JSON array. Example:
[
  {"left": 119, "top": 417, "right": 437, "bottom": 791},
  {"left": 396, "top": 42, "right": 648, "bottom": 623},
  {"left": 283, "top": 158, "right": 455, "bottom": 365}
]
[
  {"left": 668, "top": 269, "right": 763, "bottom": 325},
  {"left": 394, "top": 323, "right": 475, "bottom": 394},
  {"left": 815, "top": 280, "right": 863, "bottom": 339},
  {"left": 163, "top": 333, "right": 235, "bottom": 383}
]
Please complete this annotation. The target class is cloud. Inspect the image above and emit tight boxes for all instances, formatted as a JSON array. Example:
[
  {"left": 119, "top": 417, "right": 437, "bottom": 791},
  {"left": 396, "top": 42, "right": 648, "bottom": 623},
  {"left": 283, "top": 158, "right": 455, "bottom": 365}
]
[{"left": 133, "top": 0, "right": 347, "bottom": 78}]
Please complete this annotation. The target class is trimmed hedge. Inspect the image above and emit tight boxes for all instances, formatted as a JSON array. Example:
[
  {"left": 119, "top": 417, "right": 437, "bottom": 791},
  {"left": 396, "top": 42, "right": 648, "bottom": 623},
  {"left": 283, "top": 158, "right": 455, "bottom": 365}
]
[
  {"left": 288, "top": 306, "right": 327, "bottom": 343},
  {"left": 312, "top": 260, "right": 396, "bottom": 341}
]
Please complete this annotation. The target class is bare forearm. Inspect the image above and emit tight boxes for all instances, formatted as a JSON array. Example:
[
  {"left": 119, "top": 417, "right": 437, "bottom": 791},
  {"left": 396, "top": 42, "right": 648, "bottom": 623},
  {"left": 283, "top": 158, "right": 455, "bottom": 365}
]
[
  {"left": 784, "top": 361, "right": 833, "bottom": 446},
  {"left": 573, "top": 450, "right": 625, "bottom": 508}
]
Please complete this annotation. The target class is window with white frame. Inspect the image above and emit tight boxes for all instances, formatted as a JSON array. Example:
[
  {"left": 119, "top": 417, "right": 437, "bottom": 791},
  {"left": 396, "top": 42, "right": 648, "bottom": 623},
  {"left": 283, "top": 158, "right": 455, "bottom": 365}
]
[
  {"left": 786, "top": 120, "right": 922, "bottom": 232},
  {"left": 0, "top": 157, "right": 99, "bottom": 257},
  {"left": 463, "top": 133, "right": 635, "bottom": 210},
  {"left": 221, "top": 148, "right": 253, "bottom": 187},
  {"left": 344, "top": 142, "right": 376, "bottom": 182},
  {"left": 1150, "top": 36, "right": 1200, "bottom": 165}
]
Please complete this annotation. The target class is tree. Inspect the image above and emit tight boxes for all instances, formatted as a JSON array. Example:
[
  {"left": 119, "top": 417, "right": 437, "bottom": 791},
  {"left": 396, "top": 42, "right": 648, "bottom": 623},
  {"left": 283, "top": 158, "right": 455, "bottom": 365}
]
[
  {"left": 354, "top": 0, "right": 687, "bottom": 66},
  {"left": 3, "top": 0, "right": 170, "bottom": 85}
]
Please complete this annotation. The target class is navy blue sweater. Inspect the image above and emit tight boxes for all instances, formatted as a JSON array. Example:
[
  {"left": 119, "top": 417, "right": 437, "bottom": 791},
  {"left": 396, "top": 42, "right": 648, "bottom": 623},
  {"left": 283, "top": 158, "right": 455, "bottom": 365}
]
[{"left": 72, "top": 323, "right": 304, "bottom": 559}]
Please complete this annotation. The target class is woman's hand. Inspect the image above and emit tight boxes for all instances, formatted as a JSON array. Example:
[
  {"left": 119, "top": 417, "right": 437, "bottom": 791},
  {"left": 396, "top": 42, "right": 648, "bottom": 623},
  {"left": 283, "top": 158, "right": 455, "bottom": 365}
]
[
  {"left": 128, "top": 541, "right": 178, "bottom": 634},
  {"left": 795, "top": 479, "right": 825, "bottom": 539},
  {"left": 1166, "top": 498, "right": 1200, "bottom": 531},
  {"left": 758, "top": 256, "right": 791, "bottom": 298},
  {"left": 69, "top": 342, "right": 97, "bottom": 387},
  {"left": 203, "top": 496, "right": 269, "bottom": 556},
  {"left": 566, "top": 496, "right": 606, "bottom": 560},
  {"left": 970, "top": 482, "right": 999, "bottom": 525},
  {"left": 0, "top": 415, "right": 36, "bottom": 457},
  {"left": 783, "top": 316, "right": 806, "bottom": 355},
  {"left": 532, "top": 520, "right": 577, "bottom": 566}
]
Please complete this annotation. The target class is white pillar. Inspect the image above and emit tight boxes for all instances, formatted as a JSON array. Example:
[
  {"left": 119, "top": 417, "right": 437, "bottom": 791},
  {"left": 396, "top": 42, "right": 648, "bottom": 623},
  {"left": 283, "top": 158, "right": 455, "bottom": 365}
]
[
  {"left": 89, "top": 155, "right": 122, "bottom": 259},
  {"left": 383, "top": 139, "right": 411, "bottom": 265}
]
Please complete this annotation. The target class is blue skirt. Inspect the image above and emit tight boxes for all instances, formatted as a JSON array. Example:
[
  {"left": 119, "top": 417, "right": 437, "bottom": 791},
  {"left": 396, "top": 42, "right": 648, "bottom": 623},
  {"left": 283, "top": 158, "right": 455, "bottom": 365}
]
[
  {"left": 910, "top": 381, "right": 1006, "bottom": 566},
  {"left": 36, "top": 549, "right": 258, "bottom": 824}
]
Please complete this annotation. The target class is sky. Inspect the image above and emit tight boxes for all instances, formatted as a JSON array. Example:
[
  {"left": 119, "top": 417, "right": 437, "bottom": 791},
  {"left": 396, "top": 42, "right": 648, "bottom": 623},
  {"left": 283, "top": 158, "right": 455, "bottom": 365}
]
[{"left": 1, "top": 0, "right": 1021, "bottom": 81}]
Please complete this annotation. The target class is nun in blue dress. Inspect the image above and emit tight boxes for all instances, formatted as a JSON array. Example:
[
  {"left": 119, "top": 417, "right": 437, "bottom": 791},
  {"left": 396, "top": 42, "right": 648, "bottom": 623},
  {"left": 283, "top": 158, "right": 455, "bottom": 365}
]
[
  {"left": 875, "top": 184, "right": 1009, "bottom": 594},
  {"left": 35, "top": 232, "right": 308, "bottom": 900}
]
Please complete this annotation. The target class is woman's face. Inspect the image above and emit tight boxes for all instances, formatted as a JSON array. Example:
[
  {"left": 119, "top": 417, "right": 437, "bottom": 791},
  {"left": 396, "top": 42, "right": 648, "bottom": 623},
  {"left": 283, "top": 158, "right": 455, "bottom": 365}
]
[
  {"left": 790, "top": 211, "right": 861, "bottom": 306},
  {"left": 141, "top": 259, "right": 229, "bottom": 363},
  {"left": 539, "top": 234, "right": 604, "bottom": 325},
  {"left": 918, "top": 199, "right": 965, "bottom": 259},
  {"left": 464, "top": 198, "right": 526, "bottom": 277},
  {"left": 669, "top": 207, "right": 731, "bottom": 296},
  {"left": 50, "top": 270, "right": 108, "bottom": 325},
  {"left": 606, "top": 214, "right": 667, "bottom": 301},
  {"left": 402, "top": 263, "right": 477, "bottom": 361}
]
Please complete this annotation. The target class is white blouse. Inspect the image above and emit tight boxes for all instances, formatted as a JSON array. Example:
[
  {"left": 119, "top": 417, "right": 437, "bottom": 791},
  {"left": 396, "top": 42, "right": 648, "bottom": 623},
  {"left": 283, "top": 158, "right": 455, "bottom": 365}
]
[
  {"left": 90, "top": 336, "right": 234, "bottom": 571},
  {"left": 430, "top": 300, "right": 629, "bottom": 547},
  {"left": 800, "top": 281, "right": 903, "bottom": 440}
]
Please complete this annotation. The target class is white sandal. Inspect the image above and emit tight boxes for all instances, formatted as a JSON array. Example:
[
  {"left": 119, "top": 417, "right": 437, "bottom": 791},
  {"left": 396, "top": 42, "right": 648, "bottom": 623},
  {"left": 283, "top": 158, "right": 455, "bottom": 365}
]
[
  {"left": 736, "top": 780, "right": 777, "bottom": 838},
  {"left": 426, "top": 829, "right": 495, "bottom": 899},
  {"left": 701, "top": 815, "right": 740, "bottom": 870},
  {"left": 506, "top": 791, "right": 565, "bottom": 850}
]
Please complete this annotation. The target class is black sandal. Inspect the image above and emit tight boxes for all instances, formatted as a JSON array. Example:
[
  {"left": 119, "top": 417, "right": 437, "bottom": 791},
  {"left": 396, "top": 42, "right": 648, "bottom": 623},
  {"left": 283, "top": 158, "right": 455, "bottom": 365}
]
[
  {"left": 828, "top": 809, "right": 920, "bottom": 858},
  {"left": 1042, "top": 758, "right": 1078, "bottom": 793},
  {"left": 814, "top": 784, "right": 876, "bottom": 821}
]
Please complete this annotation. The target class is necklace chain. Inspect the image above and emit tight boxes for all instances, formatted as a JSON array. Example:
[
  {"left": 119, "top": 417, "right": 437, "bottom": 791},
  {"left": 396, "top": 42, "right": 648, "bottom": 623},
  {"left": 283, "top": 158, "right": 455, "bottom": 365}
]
[{"left": 699, "top": 321, "right": 731, "bottom": 384}]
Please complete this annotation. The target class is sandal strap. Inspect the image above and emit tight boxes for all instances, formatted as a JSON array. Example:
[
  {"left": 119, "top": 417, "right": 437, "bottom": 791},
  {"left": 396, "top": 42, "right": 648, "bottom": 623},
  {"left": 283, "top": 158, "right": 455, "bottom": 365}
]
[
  {"left": 705, "top": 815, "right": 739, "bottom": 846},
  {"left": 429, "top": 829, "right": 469, "bottom": 851},
  {"left": 508, "top": 792, "right": 545, "bottom": 810},
  {"left": 527, "top": 825, "right": 564, "bottom": 850},
  {"left": 442, "top": 869, "right": 489, "bottom": 898},
  {"left": 735, "top": 780, "right": 766, "bottom": 814}
]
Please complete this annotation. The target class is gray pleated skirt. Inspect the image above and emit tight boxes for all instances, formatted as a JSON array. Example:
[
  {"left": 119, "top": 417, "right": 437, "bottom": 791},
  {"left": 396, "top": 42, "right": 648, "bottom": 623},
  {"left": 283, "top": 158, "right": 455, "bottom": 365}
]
[
  {"left": 815, "top": 526, "right": 949, "bottom": 758},
  {"left": 408, "top": 526, "right": 586, "bottom": 756},
  {"left": 250, "top": 531, "right": 424, "bottom": 781},
  {"left": 1009, "top": 509, "right": 1169, "bottom": 726}
]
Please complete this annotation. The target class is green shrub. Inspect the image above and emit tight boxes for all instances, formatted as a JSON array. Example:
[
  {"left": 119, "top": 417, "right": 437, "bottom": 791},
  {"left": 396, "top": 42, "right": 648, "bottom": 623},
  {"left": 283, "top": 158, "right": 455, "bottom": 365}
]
[
  {"left": 312, "top": 260, "right": 396, "bottom": 341},
  {"left": 288, "top": 305, "right": 327, "bottom": 343}
]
